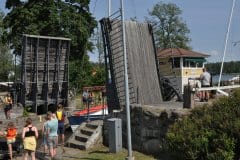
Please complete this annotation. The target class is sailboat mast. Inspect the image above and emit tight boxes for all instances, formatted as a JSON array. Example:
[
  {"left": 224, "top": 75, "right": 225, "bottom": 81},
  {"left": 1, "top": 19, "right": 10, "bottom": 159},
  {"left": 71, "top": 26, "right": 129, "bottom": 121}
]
[{"left": 218, "top": 0, "right": 236, "bottom": 87}]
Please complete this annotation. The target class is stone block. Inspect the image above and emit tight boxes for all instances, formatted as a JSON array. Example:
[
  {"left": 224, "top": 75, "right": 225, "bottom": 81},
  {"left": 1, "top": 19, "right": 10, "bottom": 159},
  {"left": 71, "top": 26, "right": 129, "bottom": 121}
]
[{"left": 142, "top": 139, "right": 161, "bottom": 154}]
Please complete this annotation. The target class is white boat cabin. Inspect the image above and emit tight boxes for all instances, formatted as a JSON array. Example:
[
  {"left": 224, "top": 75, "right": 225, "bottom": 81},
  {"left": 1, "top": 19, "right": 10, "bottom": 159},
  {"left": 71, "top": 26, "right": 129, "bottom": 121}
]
[{"left": 157, "top": 48, "right": 210, "bottom": 93}]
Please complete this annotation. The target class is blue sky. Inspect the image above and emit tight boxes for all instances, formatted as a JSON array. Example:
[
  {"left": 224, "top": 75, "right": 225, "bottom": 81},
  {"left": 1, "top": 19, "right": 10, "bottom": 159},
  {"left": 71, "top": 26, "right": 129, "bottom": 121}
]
[
  {"left": 89, "top": 0, "right": 240, "bottom": 63},
  {"left": 1, "top": 0, "right": 240, "bottom": 63}
]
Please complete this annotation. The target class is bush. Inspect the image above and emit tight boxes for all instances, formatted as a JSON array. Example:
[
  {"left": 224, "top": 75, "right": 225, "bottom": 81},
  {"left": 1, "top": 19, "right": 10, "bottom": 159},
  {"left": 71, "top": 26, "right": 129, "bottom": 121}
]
[
  {"left": 164, "top": 89, "right": 240, "bottom": 160},
  {"left": 23, "top": 106, "right": 31, "bottom": 117}
]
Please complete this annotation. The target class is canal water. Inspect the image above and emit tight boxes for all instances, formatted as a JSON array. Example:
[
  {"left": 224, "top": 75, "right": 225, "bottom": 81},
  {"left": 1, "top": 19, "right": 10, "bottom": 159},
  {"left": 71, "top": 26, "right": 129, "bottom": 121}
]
[{"left": 212, "top": 73, "right": 239, "bottom": 84}]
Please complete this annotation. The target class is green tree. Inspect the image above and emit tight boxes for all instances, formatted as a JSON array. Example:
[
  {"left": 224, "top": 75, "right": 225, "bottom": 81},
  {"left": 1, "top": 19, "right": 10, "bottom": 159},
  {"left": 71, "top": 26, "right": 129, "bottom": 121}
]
[
  {"left": 69, "top": 55, "right": 93, "bottom": 91},
  {"left": 69, "top": 55, "right": 105, "bottom": 93},
  {"left": 4, "top": 0, "right": 97, "bottom": 60},
  {"left": 147, "top": 1, "right": 191, "bottom": 49},
  {"left": 3, "top": 0, "right": 99, "bottom": 88},
  {"left": 0, "top": 10, "right": 14, "bottom": 81},
  {"left": 91, "top": 63, "right": 105, "bottom": 86},
  {"left": 205, "top": 61, "right": 240, "bottom": 74}
]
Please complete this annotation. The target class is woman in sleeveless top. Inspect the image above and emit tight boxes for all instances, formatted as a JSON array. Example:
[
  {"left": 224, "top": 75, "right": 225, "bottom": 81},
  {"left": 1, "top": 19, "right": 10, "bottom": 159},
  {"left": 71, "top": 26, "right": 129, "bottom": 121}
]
[{"left": 22, "top": 118, "right": 38, "bottom": 160}]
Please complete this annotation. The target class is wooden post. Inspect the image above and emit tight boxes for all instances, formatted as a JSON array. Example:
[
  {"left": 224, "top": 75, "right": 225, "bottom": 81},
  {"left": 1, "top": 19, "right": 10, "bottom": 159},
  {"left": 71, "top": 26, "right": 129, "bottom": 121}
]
[{"left": 183, "top": 84, "right": 195, "bottom": 108}]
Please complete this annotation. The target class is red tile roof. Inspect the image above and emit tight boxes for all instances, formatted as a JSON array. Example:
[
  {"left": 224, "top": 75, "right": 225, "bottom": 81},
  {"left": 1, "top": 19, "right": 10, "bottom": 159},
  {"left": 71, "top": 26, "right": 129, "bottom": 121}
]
[{"left": 157, "top": 48, "right": 210, "bottom": 58}]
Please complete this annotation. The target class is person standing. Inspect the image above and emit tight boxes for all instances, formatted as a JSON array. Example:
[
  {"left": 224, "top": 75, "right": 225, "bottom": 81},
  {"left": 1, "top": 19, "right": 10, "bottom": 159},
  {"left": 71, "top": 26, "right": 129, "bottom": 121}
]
[
  {"left": 22, "top": 118, "right": 38, "bottom": 160},
  {"left": 46, "top": 111, "right": 58, "bottom": 159},
  {"left": 199, "top": 67, "right": 211, "bottom": 102},
  {"left": 0, "top": 122, "right": 17, "bottom": 160},
  {"left": 82, "top": 89, "right": 89, "bottom": 108},
  {"left": 4, "top": 93, "right": 13, "bottom": 119},
  {"left": 56, "top": 104, "right": 66, "bottom": 146}
]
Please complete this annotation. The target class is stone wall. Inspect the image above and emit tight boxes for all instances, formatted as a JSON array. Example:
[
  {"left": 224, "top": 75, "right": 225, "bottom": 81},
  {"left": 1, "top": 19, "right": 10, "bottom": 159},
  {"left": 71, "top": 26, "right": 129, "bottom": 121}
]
[{"left": 104, "top": 102, "right": 190, "bottom": 155}]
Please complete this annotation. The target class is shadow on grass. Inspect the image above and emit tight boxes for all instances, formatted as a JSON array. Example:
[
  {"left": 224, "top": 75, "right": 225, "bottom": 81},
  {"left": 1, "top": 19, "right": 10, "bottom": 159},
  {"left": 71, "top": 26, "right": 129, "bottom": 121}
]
[
  {"left": 79, "top": 158, "right": 101, "bottom": 160},
  {"left": 88, "top": 150, "right": 109, "bottom": 154},
  {"left": 62, "top": 156, "right": 102, "bottom": 160}
]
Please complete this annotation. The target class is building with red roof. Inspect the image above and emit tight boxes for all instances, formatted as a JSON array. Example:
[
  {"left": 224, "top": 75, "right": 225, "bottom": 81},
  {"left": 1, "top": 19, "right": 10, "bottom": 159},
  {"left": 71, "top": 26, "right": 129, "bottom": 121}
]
[{"left": 156, "top": 48, "right": 210, "bottom": 93}]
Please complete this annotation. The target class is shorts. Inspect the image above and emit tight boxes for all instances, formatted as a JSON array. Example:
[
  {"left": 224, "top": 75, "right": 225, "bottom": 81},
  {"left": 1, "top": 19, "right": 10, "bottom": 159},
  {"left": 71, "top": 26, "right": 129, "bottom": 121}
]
[
  {"left": 42, "top": 135, "right": 47, "bottom": 146},
  {"left": 7, "top": 138, "right": 16, "bottom": 144},
  {"left": 47, "top": 136, "right": 58, "bottom": 148},
  {"left": 58, "top": 122, "right": 65, "bottom": 135},
  {"left": 4, "top": 105, "right": 11, "bottom": 112},
  {"left": 83, "top": 97, "right": 87, "bottom": 103}
]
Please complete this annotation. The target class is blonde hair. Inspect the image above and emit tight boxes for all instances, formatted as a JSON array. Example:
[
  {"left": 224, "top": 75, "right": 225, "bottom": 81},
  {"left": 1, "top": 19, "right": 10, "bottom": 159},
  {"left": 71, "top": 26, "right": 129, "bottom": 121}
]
[{"left": 47, "top": 111, "right": 52, "bottom": 120}]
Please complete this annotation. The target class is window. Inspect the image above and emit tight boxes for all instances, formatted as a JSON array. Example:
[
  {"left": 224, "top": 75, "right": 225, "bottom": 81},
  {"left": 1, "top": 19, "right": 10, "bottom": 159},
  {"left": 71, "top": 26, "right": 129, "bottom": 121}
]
[
  {"left": 170, "top": 58, "right": 180, "bottom": 68},
  {"left": 183, "top": 58, "right": 205, "bottom": 68}
]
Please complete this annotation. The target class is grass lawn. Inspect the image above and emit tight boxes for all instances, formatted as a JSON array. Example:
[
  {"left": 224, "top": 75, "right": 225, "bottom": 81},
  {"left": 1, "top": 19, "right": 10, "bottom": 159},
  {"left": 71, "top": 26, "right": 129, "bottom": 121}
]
[
  {"left": 63, "top": 96, "right": 157, "bottom": 160},
  {"left": 60, "top": 145, "right": 156, "bottom": 160}
]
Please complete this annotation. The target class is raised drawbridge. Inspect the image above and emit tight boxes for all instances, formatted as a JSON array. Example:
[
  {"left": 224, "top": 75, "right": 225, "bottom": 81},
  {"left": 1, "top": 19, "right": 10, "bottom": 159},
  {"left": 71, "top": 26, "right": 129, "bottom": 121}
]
[
  {"left": 100, "top": 11, "right": 183, "bottom": 110},
  {"left": 100, "top": 11, "right": 163, "bottom": 111}
]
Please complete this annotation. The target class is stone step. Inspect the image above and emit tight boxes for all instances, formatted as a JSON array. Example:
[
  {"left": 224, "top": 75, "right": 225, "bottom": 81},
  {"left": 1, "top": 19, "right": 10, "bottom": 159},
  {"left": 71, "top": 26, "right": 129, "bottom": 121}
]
[
  {"left": 85, "top": 123, "right": 99, "bottom": 129},
  {"left": 80, "top": 127, "right": 95, "bottom": 136},
  {"left": 66, "top": 120, "right": 103, "bottom": 150},
  {"left": 67, "top": 139, "right": 86, "bottom": 150},
  {"left": 75, "top": 134, "right": 90, "bottom": 143},
  {"left": 86, "top": 120, "right": 103, "bottom": 126}
]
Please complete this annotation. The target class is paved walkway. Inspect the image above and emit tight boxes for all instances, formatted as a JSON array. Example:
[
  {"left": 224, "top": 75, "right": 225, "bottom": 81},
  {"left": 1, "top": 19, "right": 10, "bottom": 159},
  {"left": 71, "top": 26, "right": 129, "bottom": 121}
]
[
  {"left": 0, "top": 104, "right": 86, "bottom": 160},
  {"left": 0, "top": 105, "right": 53, "bottom": 159}
]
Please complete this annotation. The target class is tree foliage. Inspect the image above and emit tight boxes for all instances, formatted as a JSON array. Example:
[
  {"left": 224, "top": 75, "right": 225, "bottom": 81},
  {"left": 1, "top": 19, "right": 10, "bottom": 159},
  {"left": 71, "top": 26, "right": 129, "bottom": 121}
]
[
  {"left": 147, "top": 2, "right": 191, "bottom": 49},
  {"left": 0, "top": 10, "right": 14, "bottom": 81},
  {"left": 165, "top": 89, "right": 240, "bottom": 159},
  {"left": 4, "top": 0, "right": 97, "bottom": 60},
  {"left": 206, "top": 61, "right": 240, "bottom": 74},
  {"left": 3, "top": 0, "right": 106, "bottom": 89},
  {"left": 69, "top": 54, "right": 105, "bottom": 92}
]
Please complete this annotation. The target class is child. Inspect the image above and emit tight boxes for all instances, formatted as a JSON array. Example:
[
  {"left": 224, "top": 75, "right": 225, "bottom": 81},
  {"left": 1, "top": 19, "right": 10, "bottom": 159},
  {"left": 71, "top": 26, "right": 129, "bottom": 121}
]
[
  {"left": 0, "top": 122, "right": 17, "bottom": 160},
  {"left": 56, "top": 104, "right": 66, "bottom": 145}
]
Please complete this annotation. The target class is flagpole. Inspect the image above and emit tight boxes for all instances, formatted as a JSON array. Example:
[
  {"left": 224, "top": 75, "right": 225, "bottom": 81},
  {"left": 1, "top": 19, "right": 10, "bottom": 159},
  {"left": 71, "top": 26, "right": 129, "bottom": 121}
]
[
  {"left": 108, "top": 0, "right": 111, "bottom": 16},
  {"left": 120, "top": 0, "right": 134, "bottom": 159}
]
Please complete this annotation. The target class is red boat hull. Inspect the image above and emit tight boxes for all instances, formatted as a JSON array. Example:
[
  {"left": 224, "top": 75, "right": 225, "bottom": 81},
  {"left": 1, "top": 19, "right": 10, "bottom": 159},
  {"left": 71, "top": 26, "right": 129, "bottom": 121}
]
[{"left": 72, "top": 105, "right": 107, "bottom": 116}]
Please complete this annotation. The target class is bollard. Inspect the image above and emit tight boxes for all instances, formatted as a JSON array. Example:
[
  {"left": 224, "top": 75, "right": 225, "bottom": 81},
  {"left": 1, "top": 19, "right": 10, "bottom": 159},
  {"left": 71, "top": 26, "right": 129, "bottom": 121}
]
[
  {"left": 183, "top": 84, "right": 195, "bottom": 108},
  {"left": 39, "top": 115, "right": 42, "bottom": 122},
  {"left": 108, "top": 118, "right": 122, "bottom": 153}
]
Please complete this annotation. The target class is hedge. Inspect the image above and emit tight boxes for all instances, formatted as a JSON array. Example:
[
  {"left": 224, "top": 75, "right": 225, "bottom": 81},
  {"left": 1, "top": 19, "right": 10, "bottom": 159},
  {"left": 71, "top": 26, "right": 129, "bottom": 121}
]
[{"left": 164, "top": 89, "right": 240, "bottom": 160}]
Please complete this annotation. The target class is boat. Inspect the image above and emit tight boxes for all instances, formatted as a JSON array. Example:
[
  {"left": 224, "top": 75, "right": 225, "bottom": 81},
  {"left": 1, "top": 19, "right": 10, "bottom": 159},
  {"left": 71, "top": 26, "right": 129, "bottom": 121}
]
[
  {"left": 67, "top": 104, "right": 108, "bottom": 132},
  {"left": 229, "top": 75, "right": 240, "bottom": 84}
]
